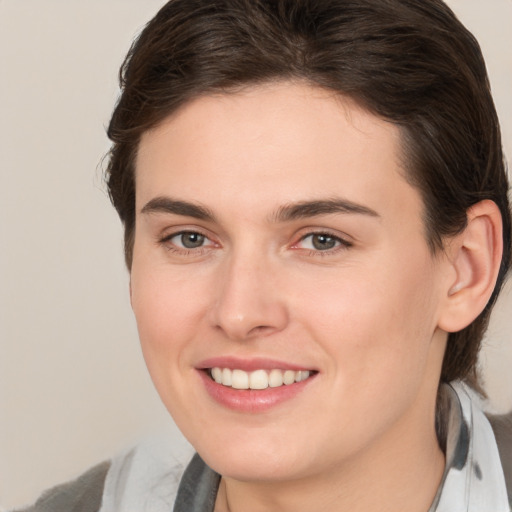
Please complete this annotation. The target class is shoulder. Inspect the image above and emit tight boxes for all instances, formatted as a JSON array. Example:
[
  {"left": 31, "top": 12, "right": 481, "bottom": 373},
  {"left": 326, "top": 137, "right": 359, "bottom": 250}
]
[
  {"left": 99, "top": 436, "right": 194, "bottom": 511},
  {"left": 13, "top": 435, "right": 194, "bottom": 512},
  {"left": 14, "top": 460, "right": 110, "bottom": 512},
  {"left": 487, "top": 410, "right": 512, "bottom": 505}
]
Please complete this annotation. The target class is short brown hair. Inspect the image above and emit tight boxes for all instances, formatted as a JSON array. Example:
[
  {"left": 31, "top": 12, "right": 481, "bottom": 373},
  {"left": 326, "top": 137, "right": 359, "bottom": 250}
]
[{"left": 105, "top": 0, "right": 511, "bottom": 384}]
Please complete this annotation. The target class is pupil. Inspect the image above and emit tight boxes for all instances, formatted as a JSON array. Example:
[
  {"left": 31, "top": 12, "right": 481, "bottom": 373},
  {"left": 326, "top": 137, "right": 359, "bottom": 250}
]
[
  {"left": 312, "top": 234, "right": 336, "bottom": 250},
  {"left": 182, "top": 232, "right": 204, "bottom": 248}
]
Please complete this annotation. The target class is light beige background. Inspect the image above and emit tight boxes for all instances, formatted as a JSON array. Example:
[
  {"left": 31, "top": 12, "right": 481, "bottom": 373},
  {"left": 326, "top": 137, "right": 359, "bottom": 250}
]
[{"left": 0, "top": 0, "right": 511, "bottom": 509}]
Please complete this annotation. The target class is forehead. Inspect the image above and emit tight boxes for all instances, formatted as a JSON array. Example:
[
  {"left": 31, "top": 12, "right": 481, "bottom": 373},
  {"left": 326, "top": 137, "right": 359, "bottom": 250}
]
[{"left": 135, "top": 82, "right": 421, "bottom": 226}]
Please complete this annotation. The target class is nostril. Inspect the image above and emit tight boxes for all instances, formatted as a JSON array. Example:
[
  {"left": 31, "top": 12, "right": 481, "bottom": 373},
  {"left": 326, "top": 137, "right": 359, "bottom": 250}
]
[{"left": 249, "top": 325, "right": 272, "bottom": 335}]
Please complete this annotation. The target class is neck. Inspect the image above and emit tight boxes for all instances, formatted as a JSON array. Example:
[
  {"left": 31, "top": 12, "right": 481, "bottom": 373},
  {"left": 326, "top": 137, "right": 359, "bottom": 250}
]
[{"left": 215, "top": 416, "right": 445, "bottom": 512}]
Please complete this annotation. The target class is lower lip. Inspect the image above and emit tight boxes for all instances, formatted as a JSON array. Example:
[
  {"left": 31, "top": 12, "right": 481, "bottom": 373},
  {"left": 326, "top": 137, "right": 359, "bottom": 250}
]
[{"left": 198, "top": 370, "right": 316, "bottom": 413}]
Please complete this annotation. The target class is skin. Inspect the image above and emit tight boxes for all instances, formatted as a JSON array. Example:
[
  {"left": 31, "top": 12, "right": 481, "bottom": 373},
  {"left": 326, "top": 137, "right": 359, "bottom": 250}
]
[{"left": 130, "top": 82, "right": 456, "bottom": 512}]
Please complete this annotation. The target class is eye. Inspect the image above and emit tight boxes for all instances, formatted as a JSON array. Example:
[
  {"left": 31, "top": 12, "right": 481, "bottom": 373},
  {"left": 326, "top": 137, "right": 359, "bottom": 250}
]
[
  {"left": 296, "top": 232, "right": 351, "bottom": 252},
  {"left": 165, "top": 231, "right": 211, "bottom": 250}
]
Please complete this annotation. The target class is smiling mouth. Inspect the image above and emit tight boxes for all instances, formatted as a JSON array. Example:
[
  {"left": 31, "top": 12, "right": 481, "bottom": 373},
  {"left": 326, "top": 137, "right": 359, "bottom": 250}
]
[{"left": 209, "top": 367, "right": 315, "bottom": 390}]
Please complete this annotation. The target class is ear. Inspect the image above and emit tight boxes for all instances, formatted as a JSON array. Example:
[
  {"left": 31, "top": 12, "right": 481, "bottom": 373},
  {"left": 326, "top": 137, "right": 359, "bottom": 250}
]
[{"left": 438, "top": 200, "right": 503, "bottom": 333}]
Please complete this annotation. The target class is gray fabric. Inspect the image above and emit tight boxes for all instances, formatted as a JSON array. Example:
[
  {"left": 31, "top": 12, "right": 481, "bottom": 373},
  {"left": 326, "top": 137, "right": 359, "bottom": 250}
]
[
  {"left": 98, "top": 436, "right": 194, "bottom": 511},
  {"left": 173, "top": 453, "right": 220, "bottom": 512},
  {"left": 16, "top": 460, "right": 110, "bottom": 512}
]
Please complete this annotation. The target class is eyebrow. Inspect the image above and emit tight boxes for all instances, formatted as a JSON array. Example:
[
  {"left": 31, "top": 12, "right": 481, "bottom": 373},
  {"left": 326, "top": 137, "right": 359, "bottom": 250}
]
[
  {"left": 272, "top": 199, "right": 380, "bottom": 222},
  {"left": 140, "top": 196, "right": 379, "bottom": 223},
  {"left": 141, "top": 197, "right": 216, "bottom": 221}
]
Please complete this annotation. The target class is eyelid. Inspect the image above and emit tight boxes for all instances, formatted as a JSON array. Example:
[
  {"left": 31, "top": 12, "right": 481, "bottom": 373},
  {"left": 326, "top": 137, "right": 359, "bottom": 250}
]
[
  {"left": 158, "top": 226, "right": 219, "bottom": 252},
  {"left": 291, "top": 228, "right": 353, "bottom": 251},
  {"left": 162, "top": 229, "right": 212, "bottom": 243}
]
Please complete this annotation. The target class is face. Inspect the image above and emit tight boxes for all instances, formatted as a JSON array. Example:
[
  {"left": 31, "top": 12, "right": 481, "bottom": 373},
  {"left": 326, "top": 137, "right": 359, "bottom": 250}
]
[{"left": 131, "top": 82, "right": 450, "bottom": 482}]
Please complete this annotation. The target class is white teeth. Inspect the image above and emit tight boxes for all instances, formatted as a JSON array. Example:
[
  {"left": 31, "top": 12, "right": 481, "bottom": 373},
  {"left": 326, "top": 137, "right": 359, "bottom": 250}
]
[
  {"left": 268, "top": 369, "right": 284, "bottom": 388},
  {"left": 211, "top": 367, "right": 222, "bottom": 384},
  {"left": 295, "top": 370, "right": 310, "bottom": 383},
  {"left": 231, "top": 369, "right": 249, "bottom": 389},
  {"left": 283, "top": 370, "right": 295, "bottom": 385},
  {"left": 210, "top": 367, "right": 312, "bottom": 389},
  {"left": 221, "top": 368, "right": 232, "bottom": 386},
  {"left": 249, "top": 369, "right": 269, "bottom": 390}
]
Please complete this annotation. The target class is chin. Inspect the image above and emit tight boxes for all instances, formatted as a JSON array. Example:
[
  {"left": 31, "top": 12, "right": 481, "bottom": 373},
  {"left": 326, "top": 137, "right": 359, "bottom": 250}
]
[
  {"left": 190, "top": 428, "right": 318, "bottom": 482},
  {"left": 203, "top": 450, "right": 305, "bottom": 482}
]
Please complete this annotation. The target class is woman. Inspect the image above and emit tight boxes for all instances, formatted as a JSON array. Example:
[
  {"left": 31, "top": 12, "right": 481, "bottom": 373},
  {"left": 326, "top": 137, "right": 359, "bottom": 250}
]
[{"left": 19, "top": 0, "right": 511, "bottom": 510}]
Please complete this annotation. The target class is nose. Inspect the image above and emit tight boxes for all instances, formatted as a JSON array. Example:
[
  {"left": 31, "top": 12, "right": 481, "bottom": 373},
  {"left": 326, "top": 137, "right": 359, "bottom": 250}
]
[{"left": 209, "top": 251, "right": 289, "bottom": 341}]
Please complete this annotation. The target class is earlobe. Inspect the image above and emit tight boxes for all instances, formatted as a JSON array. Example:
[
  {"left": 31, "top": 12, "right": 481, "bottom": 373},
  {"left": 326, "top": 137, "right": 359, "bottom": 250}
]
[{"left": 438, "top": 200, "right": 503, "bottom": 333}]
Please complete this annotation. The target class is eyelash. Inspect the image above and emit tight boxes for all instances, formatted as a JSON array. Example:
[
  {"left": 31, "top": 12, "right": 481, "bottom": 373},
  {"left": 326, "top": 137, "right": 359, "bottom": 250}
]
[
  {"left": 293, "top": 231, "right": 353, "bottom": 256},
  {"left": 159, "top": 230, "right": 216, "bottom": 255},
  {"left": 158, "top": 229, "right": 352, "bottom": 257}
]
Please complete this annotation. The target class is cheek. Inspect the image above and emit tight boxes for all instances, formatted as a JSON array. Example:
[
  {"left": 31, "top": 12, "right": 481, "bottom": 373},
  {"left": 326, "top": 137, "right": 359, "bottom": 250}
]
[
  {"left": 292, "top": 251, "right": 440, "bottom": 378},
  {"left": 129, "top": 264, "right": 212, "bottom": 420},
  {"left": 289, "top": 260, "right": 441, "bottom": 446},
  {"left": 130, "top": 263, "right": 211, "bottom": 365}
]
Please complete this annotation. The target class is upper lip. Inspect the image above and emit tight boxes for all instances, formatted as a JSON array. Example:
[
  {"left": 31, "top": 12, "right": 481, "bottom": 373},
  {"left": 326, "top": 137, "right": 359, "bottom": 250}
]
[{"left": 196, "top": 356, "right": 316, "bottom": 372}]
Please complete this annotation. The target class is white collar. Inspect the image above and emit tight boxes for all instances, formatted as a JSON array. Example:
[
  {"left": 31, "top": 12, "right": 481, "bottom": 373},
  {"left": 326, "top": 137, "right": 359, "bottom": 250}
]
[{"left": 430, "top": 381, "right": 509, "bottom": 512}]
